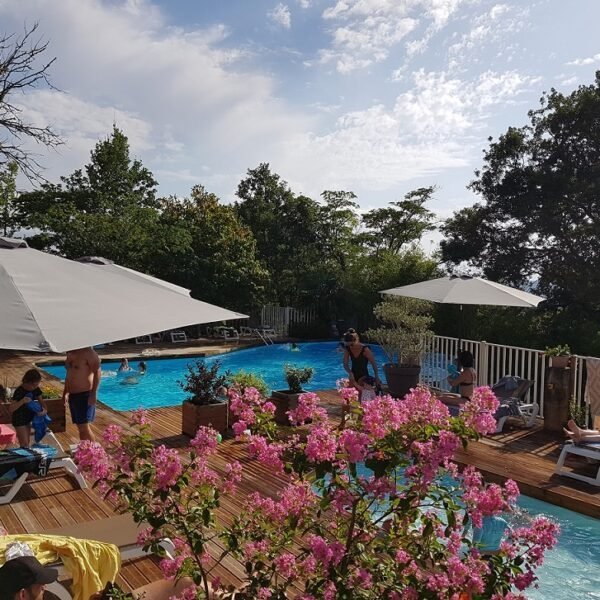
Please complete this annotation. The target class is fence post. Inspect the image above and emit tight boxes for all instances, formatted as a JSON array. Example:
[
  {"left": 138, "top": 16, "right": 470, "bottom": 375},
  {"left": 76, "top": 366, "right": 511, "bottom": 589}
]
[{"left": 478, "top": 341, "right": 489, "bottom": 387}]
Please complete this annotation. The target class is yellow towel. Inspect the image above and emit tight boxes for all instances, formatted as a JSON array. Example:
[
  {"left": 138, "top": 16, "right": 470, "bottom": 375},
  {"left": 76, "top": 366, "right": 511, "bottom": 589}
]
[{"left": 0, "top": 534, "right": 121, "bottom": 600}]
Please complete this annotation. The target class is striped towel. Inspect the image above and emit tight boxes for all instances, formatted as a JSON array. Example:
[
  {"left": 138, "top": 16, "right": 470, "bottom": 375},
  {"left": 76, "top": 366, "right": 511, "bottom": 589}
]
[{"left": 585, "top": 358, "right": 600, "bottom": 423}]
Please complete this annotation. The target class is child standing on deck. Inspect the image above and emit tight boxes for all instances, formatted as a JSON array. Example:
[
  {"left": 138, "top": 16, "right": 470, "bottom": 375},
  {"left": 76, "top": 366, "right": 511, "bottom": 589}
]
[{"left": 9, "top": 369, "right": 47, "bottom": 448}]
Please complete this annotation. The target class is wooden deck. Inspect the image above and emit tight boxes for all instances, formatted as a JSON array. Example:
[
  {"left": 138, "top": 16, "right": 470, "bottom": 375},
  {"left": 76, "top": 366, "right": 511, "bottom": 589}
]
[{"left": 0, "top": 382, "right": 599, "bottom": 594}]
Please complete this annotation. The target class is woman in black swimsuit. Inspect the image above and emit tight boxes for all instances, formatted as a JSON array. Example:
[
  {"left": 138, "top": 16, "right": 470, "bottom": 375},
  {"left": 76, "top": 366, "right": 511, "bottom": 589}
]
[
  {"left": 438, "top": 350, "right": 477, "bottom": 407},
  {"left": 342, "top": 329, "right": 382, "bottom": 391}
]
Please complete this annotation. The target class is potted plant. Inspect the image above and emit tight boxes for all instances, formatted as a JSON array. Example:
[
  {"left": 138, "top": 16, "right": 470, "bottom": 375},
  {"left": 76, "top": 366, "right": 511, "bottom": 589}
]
[
  {"left": 271, "top": 364, "right": 314, "bottom": 425},
  {"left": 40, "top": 384, "right": 67, "bottom": 433},
  {"left": 180, "top": 360, "right": 229, "bottom": 436},
  {"left": 545, "top": 344, "right": 571, "bottom": 368},
  {"left": 366, "top": 296, "right": 434, "bottom": 399}
]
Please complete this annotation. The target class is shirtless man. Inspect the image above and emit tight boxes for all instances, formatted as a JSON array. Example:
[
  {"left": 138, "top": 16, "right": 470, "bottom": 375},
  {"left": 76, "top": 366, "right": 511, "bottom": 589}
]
[{"left": 63, "top": 347, "right": 101, "bottom": 441}]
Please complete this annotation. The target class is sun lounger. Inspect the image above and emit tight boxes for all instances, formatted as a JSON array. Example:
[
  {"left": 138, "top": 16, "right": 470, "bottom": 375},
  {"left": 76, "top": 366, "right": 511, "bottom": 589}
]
[
  {"left": 555, "top": 441, "right": 600, "bottom": 486},
  {"left": 492, "top": 377, "right": 538, "bottom": 433},
  {"left": 2, "top": 514, "right": 175, "bottom": 600},
  {"left": 169, "top": 330, "right": 187, "bottom": 343},
  {"left": 135, "top": 335, "right": 153, "bottom": 344},
  {"left": 0, "top": 445, "right": 86, "bottom": 505}
]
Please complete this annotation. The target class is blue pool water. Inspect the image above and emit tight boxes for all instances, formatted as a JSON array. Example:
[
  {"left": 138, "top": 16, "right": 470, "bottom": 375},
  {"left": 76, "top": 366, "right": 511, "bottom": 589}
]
[
  {"left": 42, "top": 342, "right": 388, "bottom": 412},
  {"left": 353, "top": 464, "right": 600, "bottom": 599}
]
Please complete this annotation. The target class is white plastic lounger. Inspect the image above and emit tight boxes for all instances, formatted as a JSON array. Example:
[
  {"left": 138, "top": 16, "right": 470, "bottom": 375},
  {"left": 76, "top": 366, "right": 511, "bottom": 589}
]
[
  {"left": 170, "top": 330, "right": 187, "bottom": 343},
  {"left": 555, "top": 442, "right": 600, "bottom": 486},
  {"left": 135, "top": 335, "right": 153, "bottom": 344}
]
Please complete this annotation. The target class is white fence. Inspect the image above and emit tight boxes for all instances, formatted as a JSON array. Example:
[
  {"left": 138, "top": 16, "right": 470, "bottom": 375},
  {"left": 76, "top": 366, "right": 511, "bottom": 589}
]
[
  {"left": 260, "top": 305, "right": 317, "bottom": 336},
  {"left": 422, "top": 335, "right": 593, "bottom": 420}
]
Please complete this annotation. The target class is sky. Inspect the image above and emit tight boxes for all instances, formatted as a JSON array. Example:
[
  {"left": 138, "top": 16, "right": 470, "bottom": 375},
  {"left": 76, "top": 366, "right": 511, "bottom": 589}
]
[{"left": 2, "top": 0, "right": 600, "bottom": 249}]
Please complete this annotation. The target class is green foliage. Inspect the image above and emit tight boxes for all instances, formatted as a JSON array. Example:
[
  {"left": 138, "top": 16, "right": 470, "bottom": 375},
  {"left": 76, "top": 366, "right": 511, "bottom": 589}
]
[
  {"left": 359, "top": 187, "right": 437, "bottom": 254},
  {"left": 0, "top": 162, "right": 18, "bottom": 236},
  {"left": 288, "top": 320, "right": 333, "bottom": 339},
  {"left": 569, "top": 397, "right": 588, "bottom": 428},
  {"left": 366, "top": 297, "right": 434, "bottom": 366},
  {"left": 228, "top": 370, "right": 269, "bottom": 397},
  {"left": 179, "top": 360, "right": 229, "bottom": 406},
  {"left": 283, "top": 364, "right": 314, "bottom": 393},
  {"left": 544, "top": 344, "right": 571, "bottom": 357},
  {"left": 151, "top": 186, "right": 268, "bottom": 312},
  {"left": 441, "top": 72, "right": 600, "bottom": 353}
]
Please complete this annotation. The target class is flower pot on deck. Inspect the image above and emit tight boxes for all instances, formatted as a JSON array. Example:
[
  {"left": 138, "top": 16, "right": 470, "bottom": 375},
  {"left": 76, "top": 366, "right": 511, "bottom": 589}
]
[
  {"left": 182, "top": 400, "right": 228, "bottom": 436},
  {"left": 549, "top": 355, "right": 570, "bottom": 368},
  {"left": 271, "top": 390, "right": 303, "bottom": 425},
  {"left": 383, "top": 363, "right": 420, "bottom": 399}
]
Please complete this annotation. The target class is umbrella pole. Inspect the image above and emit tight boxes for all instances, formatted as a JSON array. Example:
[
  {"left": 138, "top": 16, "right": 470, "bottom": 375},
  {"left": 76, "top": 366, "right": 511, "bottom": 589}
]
[{"left": 458, "top": 304, "right": 464, "bottom": 352}]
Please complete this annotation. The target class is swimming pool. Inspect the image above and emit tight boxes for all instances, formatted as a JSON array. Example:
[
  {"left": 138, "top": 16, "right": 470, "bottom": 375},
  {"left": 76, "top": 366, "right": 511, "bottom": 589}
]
[
  {"left": 42, "top": 342, "right": 388, "bottom": 412},
  {"left": 352, "top": 464, "right": 600, "bottom": 599}
]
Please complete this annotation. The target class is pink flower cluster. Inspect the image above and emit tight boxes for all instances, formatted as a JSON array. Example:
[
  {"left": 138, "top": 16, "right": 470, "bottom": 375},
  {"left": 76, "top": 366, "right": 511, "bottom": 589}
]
[
  {"left": 229, "top": 386, "right": 275, "bottom": 435},
  {"left": 73, "top": 440, "right": 113, "bottom": 481},
  {"left": 307, "top": 535, "right": 345, "bottom": 570},
  {"left": 129, "top": 408, "right": 150, "bottom": 427},
  {"left": 151, "top": 445, "right": 183, "bottom": 490},
  {"left": 305, "top": 424, "right": 337, "bottom": 463},
  {"left": 248, "top": 435, "right": 285, "bottom": 472},
  {"left": 190, "top": 426, "right": 220, "bottom": 455},
  {"left": 461, "top": 386, "right": 499, "bottom": 434},
  {"left": 287, "top": 392, "right": 327, "bottom": 425}
]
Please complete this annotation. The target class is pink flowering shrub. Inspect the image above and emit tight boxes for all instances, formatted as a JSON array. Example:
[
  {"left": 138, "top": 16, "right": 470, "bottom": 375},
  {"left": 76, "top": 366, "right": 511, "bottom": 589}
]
[{"left": 74, "top": 386, "right": 558, "bottom": 600}]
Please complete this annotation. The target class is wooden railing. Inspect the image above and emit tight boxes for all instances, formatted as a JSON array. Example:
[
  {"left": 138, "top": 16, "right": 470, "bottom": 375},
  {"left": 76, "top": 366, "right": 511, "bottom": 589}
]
[{"left": 421, "top": 335, "right": 594, "bottom": 421}]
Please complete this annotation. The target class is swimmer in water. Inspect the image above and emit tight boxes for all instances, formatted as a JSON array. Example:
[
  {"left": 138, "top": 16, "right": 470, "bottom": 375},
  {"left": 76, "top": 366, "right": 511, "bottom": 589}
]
[
  {"left": 118, "top": 358, "right": 132, "bottom": 372},
  {"left": 138, "top": 361, "right": 147, "bottom": 375},
  {"left": 290, "top": 342, "right": 300, "bottom": 352}
]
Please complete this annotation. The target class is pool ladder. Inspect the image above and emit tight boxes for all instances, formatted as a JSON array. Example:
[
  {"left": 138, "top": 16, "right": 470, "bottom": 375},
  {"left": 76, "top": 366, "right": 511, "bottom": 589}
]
[{"left": 254, "top": 328, "right": 274, "bottom": 345}]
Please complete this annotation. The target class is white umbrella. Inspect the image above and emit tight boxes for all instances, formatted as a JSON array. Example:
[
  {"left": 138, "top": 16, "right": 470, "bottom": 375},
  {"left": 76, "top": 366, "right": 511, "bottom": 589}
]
[
  {"left": 76, "top": 256, "right": 191, "bottom": 296},
  {"left": 0, "top": 237, "right": 247, "bottom": 353},
  {"left": 380, "top": 275, "right": 544, "bottom": 343},
  {"left": 381, "top": 276, "right": 544, "bottom": 308}
]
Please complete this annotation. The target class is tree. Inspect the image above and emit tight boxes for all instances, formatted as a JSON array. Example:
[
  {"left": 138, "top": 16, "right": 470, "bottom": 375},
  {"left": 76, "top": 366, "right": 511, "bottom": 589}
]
[
  {"left": 235, "top": 164, "right": 323, "bottom": 305},
  {"left": 442, "top": 72, "right": 600, "bottom": 316},
  {"left": 154, "top": 186, "right": 267, "bottom": 312},
  {"left": 16, "top": 126, "right": 159, "bottom": 266},
  {"left": 0, "top": 161, "right": 18, "bottom": 236},
  {"left": 360, "top": 187, "right": 437, "bottom": 254},
  {"left": 0, "top": 24, "right": 62, "bottom": 180}
]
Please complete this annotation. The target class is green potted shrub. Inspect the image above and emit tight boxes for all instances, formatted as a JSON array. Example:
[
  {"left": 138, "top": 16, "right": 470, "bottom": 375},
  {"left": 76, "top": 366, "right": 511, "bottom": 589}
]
[
  {"left": 545, "top": 344, "right": 571, "bottom": 369},
  {"left": 366, "top": 296, "right": 434, "bottom": 399},
  {"left": 271, "top": 364, "right": 315, "bottom": 425},
  {"left": 180, "top": 360, "right": 229, "bottom": 436}
]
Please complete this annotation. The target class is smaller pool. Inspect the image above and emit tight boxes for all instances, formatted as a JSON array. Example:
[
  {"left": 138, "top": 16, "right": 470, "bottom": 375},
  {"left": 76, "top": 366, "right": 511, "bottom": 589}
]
[{"left": 42, "top": 342, "right": 388, "bottom": 411}]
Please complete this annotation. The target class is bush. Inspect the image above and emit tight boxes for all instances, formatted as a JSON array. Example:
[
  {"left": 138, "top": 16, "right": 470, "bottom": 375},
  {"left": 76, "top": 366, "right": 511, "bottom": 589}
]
[
  {"left": 179, "top": 360, "right": 229, "bottom": 406},
  {"left": 228, "top": 370, "right": 269, "bottom": 397},
  {"left": 544, "top": 344, "right": 571, "bottom": 357},
  {"left": 284, "top": 364, "right": 314, "bottom": 393}
]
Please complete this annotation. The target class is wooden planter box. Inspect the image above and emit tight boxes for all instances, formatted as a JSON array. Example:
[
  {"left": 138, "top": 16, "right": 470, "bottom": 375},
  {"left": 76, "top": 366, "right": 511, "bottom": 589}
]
[
  {"left": 271, "top": 390, "right": 303, "bottom": 425},
  {"left": 0, "top": 397, "right": 66, "bottom": 433},
  {"left": 182, "top": 400, "right": 228, "bottom": 436}
]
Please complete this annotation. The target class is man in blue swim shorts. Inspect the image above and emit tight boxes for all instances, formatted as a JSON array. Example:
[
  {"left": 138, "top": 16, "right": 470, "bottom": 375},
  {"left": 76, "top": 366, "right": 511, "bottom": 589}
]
[{"left": 62, "top": 347, "right": 101, "bottom": 442}]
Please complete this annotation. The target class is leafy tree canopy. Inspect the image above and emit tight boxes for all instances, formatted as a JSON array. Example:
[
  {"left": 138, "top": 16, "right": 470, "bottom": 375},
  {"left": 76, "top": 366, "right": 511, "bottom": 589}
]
[{"left": 442, "top": 72, "right": 600, "bottom": 316}]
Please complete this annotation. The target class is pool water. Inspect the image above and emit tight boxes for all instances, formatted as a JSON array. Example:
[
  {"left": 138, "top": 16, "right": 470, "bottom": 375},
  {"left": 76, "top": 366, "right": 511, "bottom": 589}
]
[
  {"left": 42, "top": 342, "right": 388, "bottom": 412},
  {"left": 353, "top": 464, "right": 600, "bottom": 599}
]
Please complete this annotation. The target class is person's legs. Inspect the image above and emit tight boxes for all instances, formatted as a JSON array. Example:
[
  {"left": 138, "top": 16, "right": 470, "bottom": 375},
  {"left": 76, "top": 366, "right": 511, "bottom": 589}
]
[
  {"left": 564, "top": 419, "right": 600, "bottom": 442},
  {"left": 69, "top": 392, "right": 95, "bottom": 442},
  {"left": 14, "top": 424, "right": 30, "bottom": 447}
]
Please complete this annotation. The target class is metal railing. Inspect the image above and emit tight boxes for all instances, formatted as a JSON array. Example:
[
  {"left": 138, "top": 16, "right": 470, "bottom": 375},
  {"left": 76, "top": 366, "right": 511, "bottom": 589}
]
[{"left": 421, "top": 335, "right": 595, "bottom": 420}]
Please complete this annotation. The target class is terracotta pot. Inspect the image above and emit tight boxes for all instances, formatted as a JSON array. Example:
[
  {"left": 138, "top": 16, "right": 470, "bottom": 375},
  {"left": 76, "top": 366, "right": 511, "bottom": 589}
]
[
  {"left": 182, "top": 400, "right": 228, "bottom": 436},
  {"left": 383, "top": 363, "right": 421, "bottom": 399},
  {"left": 271, "top": 390, "right": 303, "bottom": 425},
  {"left": 549, "top": 355, "right": 570, "bottom": 368}
]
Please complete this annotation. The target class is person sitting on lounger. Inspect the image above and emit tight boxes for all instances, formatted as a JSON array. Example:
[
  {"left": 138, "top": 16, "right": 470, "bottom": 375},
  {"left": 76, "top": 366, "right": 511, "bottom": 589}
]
[
  {"left": 436, "top": 350, "right": 477, "bottom": 409},
  {"left": 563, "top": 419, "right": 600, "bottom": 442}
]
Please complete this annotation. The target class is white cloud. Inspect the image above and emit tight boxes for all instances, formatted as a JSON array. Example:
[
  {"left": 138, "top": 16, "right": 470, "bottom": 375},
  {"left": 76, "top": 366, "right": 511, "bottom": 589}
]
[
  {"left": 268, "top": 3, "right": 292, "bottom": 29},
  {"left": 318, "top": 0, "right": 471, "bottom": 73},
  {"left": 277, "top": 68, "right": 539, "bottom": 193},
  {"left": 448, "top": 3, "right": 529, "bottom": 71},
  {"left": 559, "top": 75, "right": 578, "bottom": 86},
  {"left": 566, "top": 53, "right": 600, "bottom": 66},
  {"left": 297, "top": 0, "right": 312, "bottom": 7},
  {"left": 0, "top": 0, "right": 311, "bottom": 194}
]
